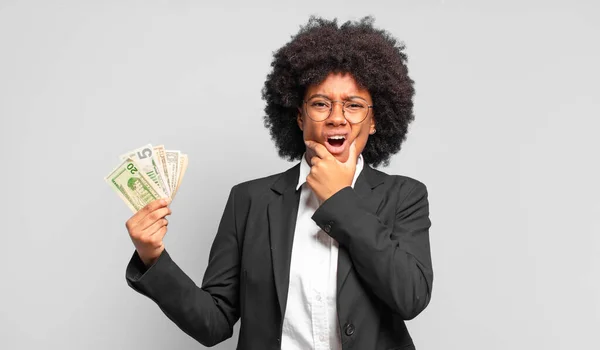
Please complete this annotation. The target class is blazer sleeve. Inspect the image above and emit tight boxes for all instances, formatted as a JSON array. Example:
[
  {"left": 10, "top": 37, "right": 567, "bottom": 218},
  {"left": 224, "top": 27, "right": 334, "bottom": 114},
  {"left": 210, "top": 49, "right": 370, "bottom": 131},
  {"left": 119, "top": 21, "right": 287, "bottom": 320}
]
[
  {"left": 312, "top": 179, "right": 433, "bottom": 320},
  {"left": 125, "top": 186, "right": 242, "bottom": 347}
]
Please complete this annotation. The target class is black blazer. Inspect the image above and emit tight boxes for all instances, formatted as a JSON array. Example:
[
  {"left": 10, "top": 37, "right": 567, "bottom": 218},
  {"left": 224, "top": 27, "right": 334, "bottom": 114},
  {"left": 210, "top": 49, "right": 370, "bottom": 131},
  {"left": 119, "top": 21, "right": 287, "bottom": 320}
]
[{"left": 126, "top": 163, "right": 433, "bottom": 350}]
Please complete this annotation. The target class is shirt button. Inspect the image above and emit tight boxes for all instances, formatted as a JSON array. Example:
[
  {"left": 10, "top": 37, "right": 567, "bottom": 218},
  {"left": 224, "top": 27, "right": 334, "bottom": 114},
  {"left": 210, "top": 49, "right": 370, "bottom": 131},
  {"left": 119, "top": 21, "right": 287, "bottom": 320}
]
[{"left": 319, "top": 335, "right": 326, "bottom": 342}]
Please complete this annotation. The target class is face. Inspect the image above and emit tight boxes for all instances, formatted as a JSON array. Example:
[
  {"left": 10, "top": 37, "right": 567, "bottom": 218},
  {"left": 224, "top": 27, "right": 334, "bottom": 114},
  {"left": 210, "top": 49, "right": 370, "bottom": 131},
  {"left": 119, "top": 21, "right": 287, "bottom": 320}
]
[{"left": 297, "top": 72, "right": 376, "bottom": 164}]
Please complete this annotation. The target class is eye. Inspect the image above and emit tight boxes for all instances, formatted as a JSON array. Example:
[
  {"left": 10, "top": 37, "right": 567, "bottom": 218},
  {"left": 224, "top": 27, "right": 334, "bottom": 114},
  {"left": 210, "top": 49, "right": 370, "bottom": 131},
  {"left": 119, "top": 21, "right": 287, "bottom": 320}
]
[
  {"left": 346, "top": 102, "right": 366, "bottom": 110},
  {"left": 310, "top": 100, "right": 331, "bottom": 109}
]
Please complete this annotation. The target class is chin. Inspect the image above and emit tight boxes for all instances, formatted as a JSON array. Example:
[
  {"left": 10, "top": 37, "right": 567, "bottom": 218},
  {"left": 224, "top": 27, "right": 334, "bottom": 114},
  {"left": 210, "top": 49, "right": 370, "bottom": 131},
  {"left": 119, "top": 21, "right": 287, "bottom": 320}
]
[{"left": 333, "top": 153, "right": 349, "bottom": 163}]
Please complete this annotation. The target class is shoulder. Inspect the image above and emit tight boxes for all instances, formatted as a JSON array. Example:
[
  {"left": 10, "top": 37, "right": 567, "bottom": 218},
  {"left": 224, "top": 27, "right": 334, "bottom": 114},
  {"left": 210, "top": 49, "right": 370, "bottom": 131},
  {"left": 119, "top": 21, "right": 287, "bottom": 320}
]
[
  {"left": 365, "top": 168, "right": 430, "bottom": 218},
  {"left": 233, "top": 173, "right": 281, "bottom": 196},
  {"left": 230, "top": 163, "right": 299, "bottom": 201},
  {"left": 367, "top": 166, "right": 427, "bottom": 193},
  {"left": 365, "top": 167, "right": 429, "bottom": 211}
]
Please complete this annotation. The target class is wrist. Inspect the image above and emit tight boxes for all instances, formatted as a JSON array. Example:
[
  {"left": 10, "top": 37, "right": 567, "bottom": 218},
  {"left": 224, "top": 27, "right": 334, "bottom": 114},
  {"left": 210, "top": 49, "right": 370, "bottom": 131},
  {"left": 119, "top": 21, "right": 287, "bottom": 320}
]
[
  {"left": 320, "top": 185, "right": 348, "bottom": 203},
  {"left": 138, "top": 248, "right": 163, "bottom": 268}
]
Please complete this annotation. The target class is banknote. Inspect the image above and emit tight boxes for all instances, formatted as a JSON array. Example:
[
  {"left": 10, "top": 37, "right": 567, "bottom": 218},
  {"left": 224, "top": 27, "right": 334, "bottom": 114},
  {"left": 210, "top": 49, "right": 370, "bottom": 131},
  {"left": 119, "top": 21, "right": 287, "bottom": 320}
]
[
  {"left": 165, "top": 150, "right": 180, "bottom": 193},
  {"left": 119, "top": 144, "right": 169, "bottom": 196},
  {"left": 153, "top": 145, "right": 172, "bottom": 197},
  {"left": 105, "top": 158, "right": 167, "bottom": 212},
  {"left": 172, "top": 154, "right": 188, "bottom": 199}
]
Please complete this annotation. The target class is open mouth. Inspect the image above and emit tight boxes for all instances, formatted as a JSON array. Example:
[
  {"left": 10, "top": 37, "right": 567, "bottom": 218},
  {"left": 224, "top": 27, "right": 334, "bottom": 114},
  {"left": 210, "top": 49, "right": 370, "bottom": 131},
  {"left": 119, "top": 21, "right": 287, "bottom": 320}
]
[
  {"left": 328, "top": 135, "right": 345, "bottom": 147},
  {"left": 325, "top": 135, "right": 347, "bottom": 154}
]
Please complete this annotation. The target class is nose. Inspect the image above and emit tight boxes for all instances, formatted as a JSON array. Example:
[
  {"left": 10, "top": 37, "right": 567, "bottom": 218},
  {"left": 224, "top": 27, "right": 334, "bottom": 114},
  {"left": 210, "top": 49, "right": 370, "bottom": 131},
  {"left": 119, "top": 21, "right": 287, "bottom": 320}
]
[{"left": 326, "top": 101, "right": 347, "bottom": 126}]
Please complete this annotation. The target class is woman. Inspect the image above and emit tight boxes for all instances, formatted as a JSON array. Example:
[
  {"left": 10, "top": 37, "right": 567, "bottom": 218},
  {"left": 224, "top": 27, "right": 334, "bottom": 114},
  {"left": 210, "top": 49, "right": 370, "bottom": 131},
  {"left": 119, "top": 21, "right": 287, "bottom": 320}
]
[{"left": 125, "top": 16, "right": 433, "bottom": 350}]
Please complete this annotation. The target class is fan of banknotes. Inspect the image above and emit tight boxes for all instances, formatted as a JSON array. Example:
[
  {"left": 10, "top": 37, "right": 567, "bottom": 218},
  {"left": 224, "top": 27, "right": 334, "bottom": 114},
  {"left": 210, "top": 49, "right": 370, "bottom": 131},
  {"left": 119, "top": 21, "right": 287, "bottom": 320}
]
[{"left": 104, "top": 144, "right": 188, "bottom": 212}]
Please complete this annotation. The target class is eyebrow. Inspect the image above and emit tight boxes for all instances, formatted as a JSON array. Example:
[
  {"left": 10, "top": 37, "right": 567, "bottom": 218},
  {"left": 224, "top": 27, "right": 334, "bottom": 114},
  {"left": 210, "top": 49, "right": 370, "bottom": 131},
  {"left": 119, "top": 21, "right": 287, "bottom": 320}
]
[{"left": 307, "top": 93, "right": 368, "bottom": 102}]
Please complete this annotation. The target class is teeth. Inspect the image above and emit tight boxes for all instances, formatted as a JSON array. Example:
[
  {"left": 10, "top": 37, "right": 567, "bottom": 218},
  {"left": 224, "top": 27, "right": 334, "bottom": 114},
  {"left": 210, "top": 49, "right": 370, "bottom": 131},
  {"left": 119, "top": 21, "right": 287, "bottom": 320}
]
[{"left": 328, "top": 135, "right": 345, "bottom": 140}]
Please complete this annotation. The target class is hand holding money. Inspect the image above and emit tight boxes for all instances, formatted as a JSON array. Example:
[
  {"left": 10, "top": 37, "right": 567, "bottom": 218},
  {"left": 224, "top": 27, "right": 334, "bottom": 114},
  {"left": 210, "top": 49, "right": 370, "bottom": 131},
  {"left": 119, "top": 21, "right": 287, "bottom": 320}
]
[
  {"left": 104, "top": 144, "right": 188, "bottom": 211},
  {"left": 125, "top": 198, "right": 172, "bottom": 266},
  {"left": 105, "top": 144, "right": 189, "bottom": 266}
]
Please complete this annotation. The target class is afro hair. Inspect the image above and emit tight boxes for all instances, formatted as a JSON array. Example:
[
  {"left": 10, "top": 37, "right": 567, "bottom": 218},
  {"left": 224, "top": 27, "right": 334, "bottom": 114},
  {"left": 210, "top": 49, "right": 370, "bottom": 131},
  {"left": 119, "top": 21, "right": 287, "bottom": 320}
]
[{"left": 262, "top": 16, "right": 416, "bottom": 167}]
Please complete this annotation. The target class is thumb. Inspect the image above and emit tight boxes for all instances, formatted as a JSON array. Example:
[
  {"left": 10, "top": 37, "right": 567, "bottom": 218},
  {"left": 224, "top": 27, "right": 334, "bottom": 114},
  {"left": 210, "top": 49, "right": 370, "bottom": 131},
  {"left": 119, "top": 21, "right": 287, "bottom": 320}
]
[
  {"left": 345, "top": 140, "right": 358, "bottom": 166},
  {"left": 304, "top": 140, "right": 317, "bottom": 148}
]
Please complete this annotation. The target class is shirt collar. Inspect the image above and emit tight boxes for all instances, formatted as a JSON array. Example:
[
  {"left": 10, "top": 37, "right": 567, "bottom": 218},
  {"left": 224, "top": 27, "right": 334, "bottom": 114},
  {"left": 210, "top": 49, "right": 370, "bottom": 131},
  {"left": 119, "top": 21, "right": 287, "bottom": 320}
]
[{"left": 296, "top": 153, "right": 364, "bottom": 191}]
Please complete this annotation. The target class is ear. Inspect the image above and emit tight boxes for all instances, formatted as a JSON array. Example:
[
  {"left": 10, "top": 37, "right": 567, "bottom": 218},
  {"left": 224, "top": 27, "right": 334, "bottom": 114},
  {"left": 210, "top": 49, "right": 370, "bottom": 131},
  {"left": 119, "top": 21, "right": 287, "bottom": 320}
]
[
  {"left": 297, "top": 108, "right": 304, "bottom": 131},
  {"left": 369, "top": 113, "right": 376, "bottom": 134}
]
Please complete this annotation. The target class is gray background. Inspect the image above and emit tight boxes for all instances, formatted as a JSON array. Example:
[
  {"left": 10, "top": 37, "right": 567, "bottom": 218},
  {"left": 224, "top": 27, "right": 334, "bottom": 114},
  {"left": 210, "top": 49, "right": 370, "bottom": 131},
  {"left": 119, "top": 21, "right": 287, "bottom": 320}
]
[{"left": 1, "top": 0, "right": 598, "bottom": 349}]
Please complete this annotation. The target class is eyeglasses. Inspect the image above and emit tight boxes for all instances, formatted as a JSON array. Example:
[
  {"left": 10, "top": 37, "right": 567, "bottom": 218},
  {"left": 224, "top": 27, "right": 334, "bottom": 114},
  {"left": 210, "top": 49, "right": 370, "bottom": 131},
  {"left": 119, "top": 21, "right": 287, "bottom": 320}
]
[{"left": 302, "top": 97, "right": 373, "bottom": 124}]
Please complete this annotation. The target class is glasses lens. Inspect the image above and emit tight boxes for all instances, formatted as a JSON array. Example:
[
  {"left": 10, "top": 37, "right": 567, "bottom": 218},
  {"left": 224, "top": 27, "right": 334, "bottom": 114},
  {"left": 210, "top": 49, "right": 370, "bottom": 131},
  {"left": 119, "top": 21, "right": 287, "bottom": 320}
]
[
  {"left": 305, "top": 98, "right": 331, "bottom": 122},
  {"left": 304, "top": 98, "right": 370, "bottom": 123},
  {"left": 343, "top": 100, "right": 369, "bottom": 123}
]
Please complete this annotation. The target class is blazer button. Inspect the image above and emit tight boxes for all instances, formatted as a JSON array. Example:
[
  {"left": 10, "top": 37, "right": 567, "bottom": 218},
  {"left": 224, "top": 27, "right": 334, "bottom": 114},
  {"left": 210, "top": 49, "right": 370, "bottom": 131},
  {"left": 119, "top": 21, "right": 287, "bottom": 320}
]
[
  {"left": 324, "top": 221, "right": 333, "bottom": 233},
  {"left": 344, "top": 323, "right": 355, "bottom": 336}
]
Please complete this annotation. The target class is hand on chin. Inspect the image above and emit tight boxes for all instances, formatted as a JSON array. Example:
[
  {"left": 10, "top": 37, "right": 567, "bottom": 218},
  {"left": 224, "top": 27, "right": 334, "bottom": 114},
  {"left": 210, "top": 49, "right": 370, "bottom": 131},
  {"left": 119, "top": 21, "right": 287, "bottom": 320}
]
[
  {"left": 332, "top": 151, "right": 350, "bottom": 164},
  {"left": 304, "top": 140, "right": 358, "bottom": 202},
  {"left": 308, "top": 139, "right": 352, "bottom": 165}
]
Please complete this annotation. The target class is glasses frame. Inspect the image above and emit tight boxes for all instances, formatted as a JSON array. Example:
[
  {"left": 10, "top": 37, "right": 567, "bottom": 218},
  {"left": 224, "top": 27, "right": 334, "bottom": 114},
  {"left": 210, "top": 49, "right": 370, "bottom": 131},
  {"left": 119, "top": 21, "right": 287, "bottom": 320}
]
[{"left": 302, "top": 98, "right": 374, "bottom": 124}]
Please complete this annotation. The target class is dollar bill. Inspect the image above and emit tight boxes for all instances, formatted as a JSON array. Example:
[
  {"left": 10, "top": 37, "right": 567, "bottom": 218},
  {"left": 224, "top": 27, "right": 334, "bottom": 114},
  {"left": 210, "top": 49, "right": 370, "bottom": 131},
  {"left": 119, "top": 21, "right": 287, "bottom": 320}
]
[
  {"left": 153, "top": 145, "right": 172, "bottom": 197},
  {"left": 172, "top": 154, "right": 188, "bottom": 199},
  {"left": 165, "top": 150, "right": 180, "bottom": 194},
  {"left": 120, "top": 144, "right": 169, "bottom": 197},
  {"left": 105, "top": 158, "right": 167, "bottom": 212}
]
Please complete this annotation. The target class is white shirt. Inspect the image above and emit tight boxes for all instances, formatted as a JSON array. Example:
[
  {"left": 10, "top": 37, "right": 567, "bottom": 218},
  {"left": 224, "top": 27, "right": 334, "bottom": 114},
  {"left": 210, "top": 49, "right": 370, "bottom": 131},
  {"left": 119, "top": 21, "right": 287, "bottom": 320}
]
[{"left": 281, "top": 153, "right": 364, "bottom": 350}]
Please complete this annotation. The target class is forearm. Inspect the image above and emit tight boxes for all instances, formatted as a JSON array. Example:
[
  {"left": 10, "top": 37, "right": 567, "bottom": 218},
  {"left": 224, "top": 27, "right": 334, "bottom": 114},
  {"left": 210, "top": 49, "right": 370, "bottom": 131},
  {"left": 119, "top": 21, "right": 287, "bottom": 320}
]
[
  {"left": 313, "top": 186, "right": 433, "bottom": 319},
  {"left": 126, "top": 250, "right": 235, "bottom": 346}
]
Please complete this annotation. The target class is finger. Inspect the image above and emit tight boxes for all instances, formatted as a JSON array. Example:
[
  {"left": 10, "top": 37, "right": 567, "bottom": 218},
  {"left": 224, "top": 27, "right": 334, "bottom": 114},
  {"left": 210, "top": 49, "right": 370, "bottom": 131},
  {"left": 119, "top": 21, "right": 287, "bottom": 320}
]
[
  {"left": 138, "top": 207, "right": 172, "bottom": 231},
  {"left": 150, "top": 225, "right": 168, "bottom": 239},
  {"left": 140, "top": 226, "right": 167, "bottom": 249},
  {"left": 310, "top": 156, "right": 321, "bottom": 167},
  {"left": 304, "top": 140, "right": 331, "bottom": 159},
  {"left": 128, "top": 198, "right": 171, "bottom": 228},
  {"left": 142, "top": 217, "right": 169, "bottom": 236},
  {"left": 344, "top": 140, "right": 359, "bottom": 165}
]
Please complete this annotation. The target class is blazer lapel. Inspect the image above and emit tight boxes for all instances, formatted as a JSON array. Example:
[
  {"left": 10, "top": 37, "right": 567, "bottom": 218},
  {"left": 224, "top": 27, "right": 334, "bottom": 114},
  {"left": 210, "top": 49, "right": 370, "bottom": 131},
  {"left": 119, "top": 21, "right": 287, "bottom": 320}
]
[
  {"left": 337, "top": 164, "right": 386, "bottom": 295},
  {"left": 268, "top": 164, "right": 301, "bottom": 318}
]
